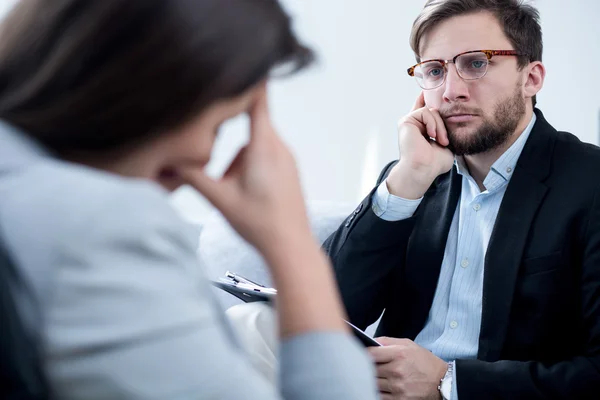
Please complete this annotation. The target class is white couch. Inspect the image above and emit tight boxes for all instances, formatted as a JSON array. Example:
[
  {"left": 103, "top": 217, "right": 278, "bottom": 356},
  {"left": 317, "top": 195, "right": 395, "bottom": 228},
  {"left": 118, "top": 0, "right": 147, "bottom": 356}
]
[{"left": 197, "top": 201, "right": 380, "bottom": 335}]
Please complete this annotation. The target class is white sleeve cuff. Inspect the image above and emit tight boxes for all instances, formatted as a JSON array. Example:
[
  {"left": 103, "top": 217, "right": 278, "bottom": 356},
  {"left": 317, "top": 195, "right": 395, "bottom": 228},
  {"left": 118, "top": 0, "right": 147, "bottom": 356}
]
[{"left": 371, "top": 180, "right": 423, "bottom": 221}]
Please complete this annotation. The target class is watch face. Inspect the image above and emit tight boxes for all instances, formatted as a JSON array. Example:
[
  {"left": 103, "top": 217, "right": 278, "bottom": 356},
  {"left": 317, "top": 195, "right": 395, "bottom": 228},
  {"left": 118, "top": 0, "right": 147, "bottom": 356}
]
[{"left": 440, "top": 378, "right": 452, "bottom": 399}]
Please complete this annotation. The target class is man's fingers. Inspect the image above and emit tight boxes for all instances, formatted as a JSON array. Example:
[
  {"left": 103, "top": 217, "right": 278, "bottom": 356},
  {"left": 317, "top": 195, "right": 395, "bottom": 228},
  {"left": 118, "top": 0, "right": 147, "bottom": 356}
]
[
  {"left": 411, "top": 91, "right": 425, "bottom": 111},
  {"left": 377, "top": 378, "right": 392, "bottom": 394},
  {"left": 375, "top": 359, "right": 403, "bottom": 377},
  {"left": 375, "top": 336, "right": 398, "bottom": 346},
  {"left": 404, "top": 107, "right": 439, "bottom": 141},
  {"left": 429, "top": 109, "right": 449, "bottom": 146},
  {"left": 368, "top": 345, "right": 398, "bottom": 364},
  {"left": 420, "top": 108, "right": 438, "bottom": 140}
]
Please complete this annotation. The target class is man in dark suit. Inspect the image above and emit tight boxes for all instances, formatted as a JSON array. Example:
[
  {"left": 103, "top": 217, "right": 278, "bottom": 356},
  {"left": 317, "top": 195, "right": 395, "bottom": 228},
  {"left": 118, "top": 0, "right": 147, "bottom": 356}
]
[{"left": 324, "top": 1, "right": 600, "bottom": 399}]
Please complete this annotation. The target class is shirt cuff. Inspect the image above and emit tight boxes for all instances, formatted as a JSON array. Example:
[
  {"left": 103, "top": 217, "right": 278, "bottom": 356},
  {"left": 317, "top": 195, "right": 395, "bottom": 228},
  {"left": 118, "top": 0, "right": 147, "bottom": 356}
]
[
  {"left": 451, "top": 360, "right": 458, "bottom": 400},
  {"left": 371, "top": 180, "right": 423, "bottom": 221}
]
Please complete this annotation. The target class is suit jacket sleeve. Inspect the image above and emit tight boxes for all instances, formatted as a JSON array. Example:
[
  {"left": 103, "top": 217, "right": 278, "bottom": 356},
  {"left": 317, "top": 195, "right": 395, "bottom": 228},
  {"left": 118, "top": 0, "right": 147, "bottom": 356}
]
[
  {"left": 455, "top": 181, "right": 600, "bottom": 400},
  {"left": 40, "top": 183, "right": 377, "bottom": 400},
  {"left": 323, "top": 160, "right": 418, "bottom": 329}
]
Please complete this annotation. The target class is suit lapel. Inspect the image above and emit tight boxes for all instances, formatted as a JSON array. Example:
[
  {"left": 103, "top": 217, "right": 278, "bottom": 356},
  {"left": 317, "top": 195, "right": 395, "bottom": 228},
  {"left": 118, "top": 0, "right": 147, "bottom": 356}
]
[
  {"left": 478, "top": 109, "right": 556, "bottom": 361},
  {"left": 478, "top": 170, "right": 547, "bottom": 360}
]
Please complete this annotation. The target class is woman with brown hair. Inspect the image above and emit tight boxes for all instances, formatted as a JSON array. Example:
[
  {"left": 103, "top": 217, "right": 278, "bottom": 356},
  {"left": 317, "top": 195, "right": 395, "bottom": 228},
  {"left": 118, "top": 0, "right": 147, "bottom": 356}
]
[{"left": 0, "top": 1, "right": 377, "bottom": 398}]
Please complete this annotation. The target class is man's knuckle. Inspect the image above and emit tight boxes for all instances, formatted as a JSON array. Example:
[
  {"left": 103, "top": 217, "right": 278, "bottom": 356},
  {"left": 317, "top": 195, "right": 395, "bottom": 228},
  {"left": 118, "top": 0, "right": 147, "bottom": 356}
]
[
  {"left": 393, "top": 346, "right": 406, "bottom": 356},
  {"left": 389, "top": 365, "right": 404, "bottom": 379},
  {"left": 389, "top": 379, "right": 404, "bottom": 393},
  {"left": 398, "top": 116, "right": 410, "bottom": 127}
]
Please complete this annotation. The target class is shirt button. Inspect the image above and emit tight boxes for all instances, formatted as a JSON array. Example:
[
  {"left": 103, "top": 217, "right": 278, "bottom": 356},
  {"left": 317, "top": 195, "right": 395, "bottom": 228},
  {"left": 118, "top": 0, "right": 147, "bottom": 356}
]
[
  {"left": 506, "top": 167, "right": 513, "bottom": 173},
  {"left": 473, "top": 203, "right": 481, "bottom": 211},
  {"left": 461, "top": 259, "right": 469, "bottom": 268},
  {"left": 450, "top": 321, "right": 458, "bottom": 329}
]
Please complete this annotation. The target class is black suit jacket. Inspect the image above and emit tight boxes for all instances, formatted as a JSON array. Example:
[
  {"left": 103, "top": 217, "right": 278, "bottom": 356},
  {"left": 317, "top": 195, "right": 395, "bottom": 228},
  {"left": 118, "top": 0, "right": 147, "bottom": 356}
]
[{"left": 324, "top": 109, "right": 600, "bottom": 399}]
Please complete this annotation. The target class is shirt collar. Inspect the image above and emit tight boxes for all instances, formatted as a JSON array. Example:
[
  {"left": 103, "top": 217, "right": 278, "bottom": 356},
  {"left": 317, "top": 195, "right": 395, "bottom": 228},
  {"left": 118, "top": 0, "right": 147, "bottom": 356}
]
[
  {"left": 454, "top": 113, "right": 537, "bottom": 190},
  {"left": 489, "top": 113, "right": 536, "bottom": 182}
]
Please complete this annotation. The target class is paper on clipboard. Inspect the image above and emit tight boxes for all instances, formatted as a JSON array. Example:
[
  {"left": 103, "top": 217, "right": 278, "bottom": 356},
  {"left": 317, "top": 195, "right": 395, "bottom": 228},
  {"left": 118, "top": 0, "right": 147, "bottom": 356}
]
[{"left": 213, "top": 271, "right": 381, "bottom": 347}]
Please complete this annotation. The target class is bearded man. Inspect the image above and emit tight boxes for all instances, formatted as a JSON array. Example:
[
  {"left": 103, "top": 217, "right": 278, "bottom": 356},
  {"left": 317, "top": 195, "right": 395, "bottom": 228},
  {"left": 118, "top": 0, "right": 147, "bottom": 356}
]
[{"left": 324, "top": 1, "right": 600, "bottom": 399}]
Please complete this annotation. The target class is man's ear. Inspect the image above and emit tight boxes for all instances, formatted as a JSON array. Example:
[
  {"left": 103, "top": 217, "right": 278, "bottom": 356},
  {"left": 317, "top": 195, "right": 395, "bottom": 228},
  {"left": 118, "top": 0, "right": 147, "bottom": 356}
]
[{"left": 523, "top": 61, "right": 545, "bottom": 101}]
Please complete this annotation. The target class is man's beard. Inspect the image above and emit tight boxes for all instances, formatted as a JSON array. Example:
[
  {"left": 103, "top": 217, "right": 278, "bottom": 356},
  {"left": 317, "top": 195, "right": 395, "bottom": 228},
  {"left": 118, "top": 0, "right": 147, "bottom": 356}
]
[{"left": 443, "top": 87, "right": 526, "bottom": 156}]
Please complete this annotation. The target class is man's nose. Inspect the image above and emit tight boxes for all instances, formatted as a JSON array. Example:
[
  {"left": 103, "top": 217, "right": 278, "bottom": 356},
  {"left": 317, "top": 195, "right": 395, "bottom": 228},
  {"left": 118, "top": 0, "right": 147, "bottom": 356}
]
[{"left": 442, "top": 63, "right": 470, "bottom": 103}]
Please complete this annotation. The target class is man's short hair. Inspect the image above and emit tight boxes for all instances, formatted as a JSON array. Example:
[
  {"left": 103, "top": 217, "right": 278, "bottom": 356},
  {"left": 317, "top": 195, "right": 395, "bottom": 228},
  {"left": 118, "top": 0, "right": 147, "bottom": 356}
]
[{"left": 410, "top": 0, "right": 542, "bottom": 106}]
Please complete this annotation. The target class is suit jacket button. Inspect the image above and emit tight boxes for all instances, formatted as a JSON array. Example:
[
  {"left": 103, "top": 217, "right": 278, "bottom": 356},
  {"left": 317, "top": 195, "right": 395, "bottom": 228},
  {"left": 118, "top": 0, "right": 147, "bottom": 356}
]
[
  {"left": 345, "top": 215, "right": 355, "bottom": 227},
  {"left": 354, "top": 203, "right": 363, "bottom": 215}
]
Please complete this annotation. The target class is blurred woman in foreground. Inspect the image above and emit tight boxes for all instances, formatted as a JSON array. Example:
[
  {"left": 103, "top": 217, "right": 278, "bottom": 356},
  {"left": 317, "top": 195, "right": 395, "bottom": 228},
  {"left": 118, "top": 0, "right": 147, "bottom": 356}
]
[{"left": 0, "top": 0, "right": 376, "bottom": 398}]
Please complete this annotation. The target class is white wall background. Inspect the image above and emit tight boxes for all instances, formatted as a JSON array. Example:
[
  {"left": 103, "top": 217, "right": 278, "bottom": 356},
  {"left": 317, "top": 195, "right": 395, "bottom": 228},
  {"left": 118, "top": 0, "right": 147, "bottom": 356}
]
[
  {"left": 0, "top": 1, "right": 14, "bottom": 16},
  {"left": 1, "top": 0, "right": 598, "bottom": 222}
]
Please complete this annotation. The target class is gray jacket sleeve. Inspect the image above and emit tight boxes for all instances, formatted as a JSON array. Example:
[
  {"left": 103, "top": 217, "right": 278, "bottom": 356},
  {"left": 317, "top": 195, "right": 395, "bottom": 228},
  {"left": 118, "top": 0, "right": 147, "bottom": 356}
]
[{"left": 33, "top": 183, "right": 377, "bottom": 399}]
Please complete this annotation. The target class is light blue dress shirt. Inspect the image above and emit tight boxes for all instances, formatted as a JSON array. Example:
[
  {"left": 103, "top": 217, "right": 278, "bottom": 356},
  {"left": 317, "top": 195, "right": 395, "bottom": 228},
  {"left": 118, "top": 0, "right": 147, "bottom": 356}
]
[{"left": 372, "top": 114, "right": 536, "bottom": 399}]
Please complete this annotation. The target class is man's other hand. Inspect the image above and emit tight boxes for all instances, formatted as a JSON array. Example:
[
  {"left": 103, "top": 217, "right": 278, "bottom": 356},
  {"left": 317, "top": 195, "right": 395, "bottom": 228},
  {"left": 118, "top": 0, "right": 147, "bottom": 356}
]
[{"left": 369, "top": 337, "right": 448, "bottom": 400}]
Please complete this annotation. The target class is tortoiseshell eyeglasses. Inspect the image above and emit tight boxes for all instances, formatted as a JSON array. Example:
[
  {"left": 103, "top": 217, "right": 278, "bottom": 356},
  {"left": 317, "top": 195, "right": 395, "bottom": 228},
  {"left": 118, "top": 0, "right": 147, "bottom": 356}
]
[{"left": 407, "top": 50, "right": 527, "bottom": 90}]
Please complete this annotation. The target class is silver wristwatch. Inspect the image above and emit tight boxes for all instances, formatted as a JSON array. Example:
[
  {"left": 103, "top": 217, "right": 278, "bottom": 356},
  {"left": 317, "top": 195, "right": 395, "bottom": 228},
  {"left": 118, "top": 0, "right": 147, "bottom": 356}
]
[{"left": 438, "top": 362, "right": 453, "bottom": 400}]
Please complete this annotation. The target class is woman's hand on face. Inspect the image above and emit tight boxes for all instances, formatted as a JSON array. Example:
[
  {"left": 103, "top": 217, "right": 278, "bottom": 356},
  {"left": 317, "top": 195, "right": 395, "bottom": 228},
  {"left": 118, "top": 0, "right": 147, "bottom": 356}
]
[{"left": 181, "top": 85, "right": 313, "bottom": 257}]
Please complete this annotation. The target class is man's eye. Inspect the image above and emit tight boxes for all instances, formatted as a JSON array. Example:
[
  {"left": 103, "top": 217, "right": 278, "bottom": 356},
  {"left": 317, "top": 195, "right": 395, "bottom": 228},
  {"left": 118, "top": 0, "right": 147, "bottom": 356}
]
[
  {"left": 471, "top": 60, "right": 486, "bottom": 69},
  {"left": 426, "top": 68, "right": 443, "bottom": 77}
]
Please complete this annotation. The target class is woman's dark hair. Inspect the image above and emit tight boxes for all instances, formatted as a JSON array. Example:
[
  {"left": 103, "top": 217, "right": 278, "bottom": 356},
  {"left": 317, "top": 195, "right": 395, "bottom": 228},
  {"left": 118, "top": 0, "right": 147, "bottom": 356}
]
[{"left": 0, "top": 0, "right": 313, "bottom": 154}]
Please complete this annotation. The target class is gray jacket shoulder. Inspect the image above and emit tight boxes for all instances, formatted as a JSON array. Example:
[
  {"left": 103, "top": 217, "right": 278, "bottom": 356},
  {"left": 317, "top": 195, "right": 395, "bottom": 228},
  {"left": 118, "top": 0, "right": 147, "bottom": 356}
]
[{"left": 0, "top": 160, "right": 200, "bottom": 315}]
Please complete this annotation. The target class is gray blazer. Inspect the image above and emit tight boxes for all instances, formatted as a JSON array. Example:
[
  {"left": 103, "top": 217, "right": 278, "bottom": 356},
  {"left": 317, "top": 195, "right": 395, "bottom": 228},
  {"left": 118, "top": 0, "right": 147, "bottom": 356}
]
[{"left": 0, "top": 122, "right": 377, "bottom": 399}]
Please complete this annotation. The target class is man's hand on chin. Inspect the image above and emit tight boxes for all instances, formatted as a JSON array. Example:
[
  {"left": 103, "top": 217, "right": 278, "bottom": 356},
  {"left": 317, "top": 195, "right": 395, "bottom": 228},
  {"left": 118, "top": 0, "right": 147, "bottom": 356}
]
[{"left": 368, "top": 338, "right": 448, "bottom": 400}]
